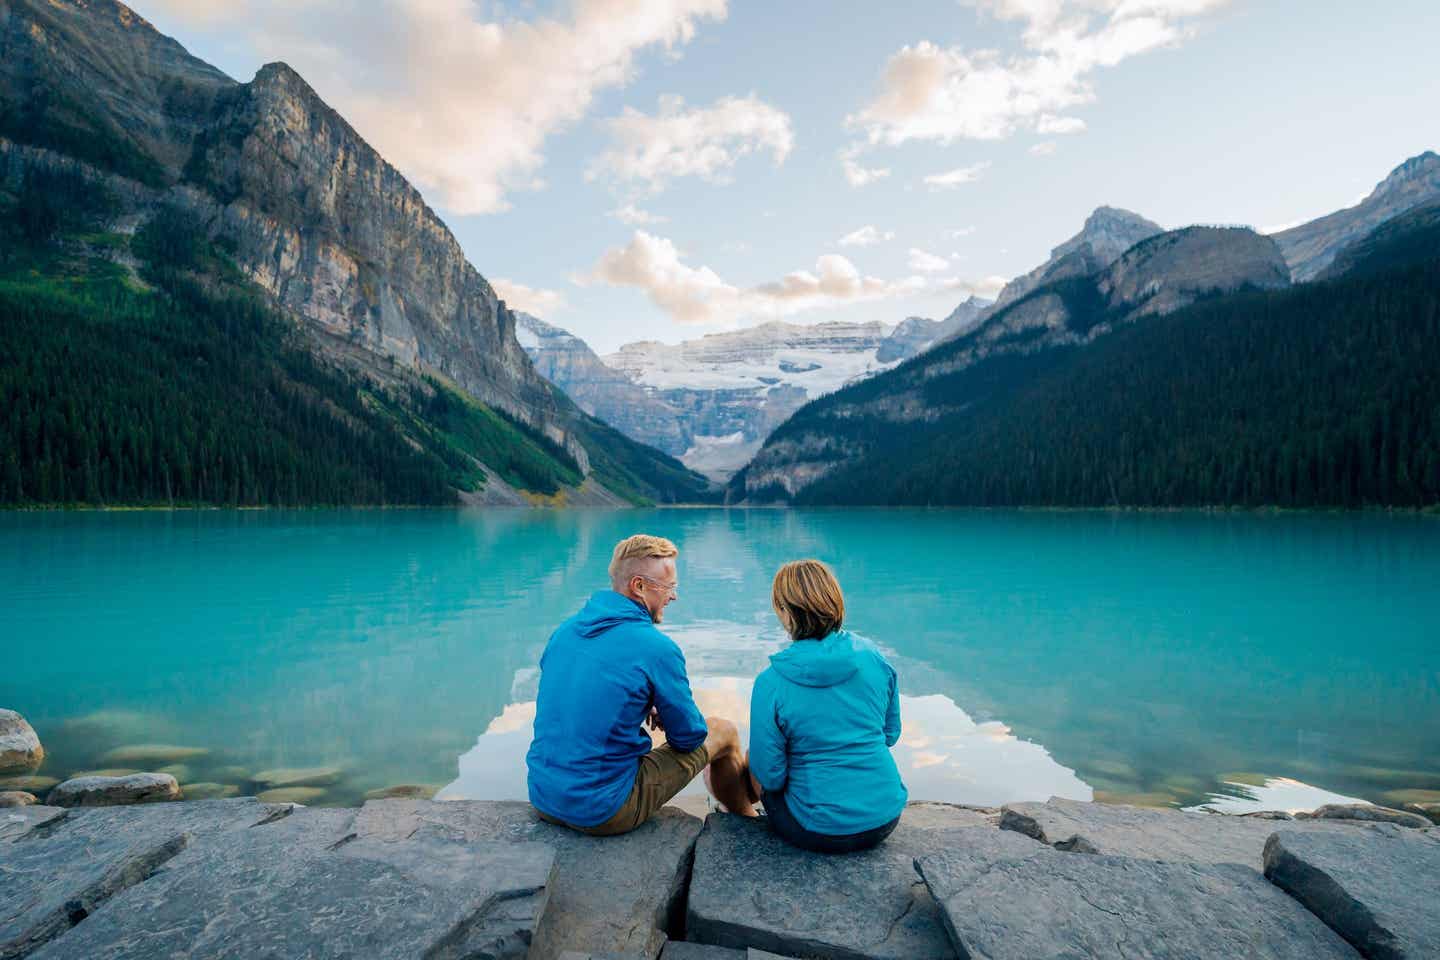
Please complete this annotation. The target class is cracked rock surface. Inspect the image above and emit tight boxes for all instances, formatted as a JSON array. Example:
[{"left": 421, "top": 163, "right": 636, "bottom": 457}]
[
  {"left": 1001, "top": 797, "right": 1377, "bottom": 869},
  {"left": 352, "top": 798, "right": 702, "bottom": 960},
  {"left": 28, "top": 804, "right": 553, "bottom": 960},
  {"left": 917, "top": 828, "right": 1359, "bottom": 960},
  {"left": 1264, "top": 826, "right": 1440, "bottom": 959},
  {"left": 1, "top": 798, "right": 286, "bottom": 960},
  {"left": 686, "top": 806, "right": 991, "bottom": 960}
]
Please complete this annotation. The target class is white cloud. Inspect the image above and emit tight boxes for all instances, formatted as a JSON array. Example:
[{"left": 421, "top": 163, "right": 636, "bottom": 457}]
[
  {"left": 839, "top": 145, "right": 891, "bottom": 186},
  {"left": 610, "top": 203, "right": 669, "bottom": 225},
  {"left": 838, "top": 225, "right": 895, "bottom": 247},
  {"left": 1029, "top": 140, "right": 1058, "bottom": 156},
  {"left": 589, "top": 93, "right": 793, "bottom": 193},
  {"left": 144, "top": 0, "right": 729, "bottom": 214},
  {"left": 1037, "top": 113, "right": 1087, "bottom": 134},
  {"left": 585, "top": 231, "right": 978, "bottom": 325},
  {"left": 846, "top": 1, "right": 1226, "bottom": 149},
  {"left": 491, "top": 278, "right": 567, "bottom": 317},
  {"left": 908, "top": 248, "right": 951, "bottom": 272},
  {"left": 923, "top": 162, "right": 991, "bottom": 189},
  {"left": 948, "top": 226, "right": 977, "bottom": 238}
]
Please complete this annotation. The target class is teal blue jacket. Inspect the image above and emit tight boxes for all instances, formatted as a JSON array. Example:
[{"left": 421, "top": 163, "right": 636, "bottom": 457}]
[{"left": 749, "top": 629, "right": 908, "bottom": 834}]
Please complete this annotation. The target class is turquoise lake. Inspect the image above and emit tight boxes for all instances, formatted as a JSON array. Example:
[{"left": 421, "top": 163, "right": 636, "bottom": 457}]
[{"left": 4, "top": 509, "right": 1439, "bottom": 813}]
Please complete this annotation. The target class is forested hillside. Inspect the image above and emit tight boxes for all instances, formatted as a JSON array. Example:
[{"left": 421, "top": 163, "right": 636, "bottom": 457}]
[
  {"left": 742, "top": 239, "right": 1440, "bottom": 509},
  {"left": 0, "top": 166, "right": 708, "bottom": 506}
]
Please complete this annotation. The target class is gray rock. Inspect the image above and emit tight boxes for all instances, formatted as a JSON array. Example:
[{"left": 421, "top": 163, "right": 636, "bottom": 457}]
[
  {"left": 0, "top": 804, "right": 65, "bottom": 842},
  {"left": 352, "top": 798, "right": 702, "bottom": 960},
  {"left": 1, "top": 798, "right": 284, "bottom": 958},
  {"left": 916, "top": 828, "right": 1358, "bottom": 960},
  {"left": 252, "top": 765, "right": 344, "bottom": 788},
  {"left": 48, "top": 772, "right": 181, "bottom": 807},
  {"left": 32, "top": 804, "right": 554, "bottom": 960},
  {"left": 1264, "top": 826, "right": 1440, "bottom": 959},
  {"left": 1001, "top": 797, "right": 1367, "bottom": 869},
  {"left": 1405, "top": 803, "right": 1440, "bottom": 825},
  {"left": 0, "top": 709, "right": 43, "bottom": 772},
  {"left": 1296, "top": 803, "right": 1432, "bottom": 829},
  {"left": 662, "top": 945, "right": 746, "bottom": 960},
  {"left": 686, "top": 806, "right": 992, "bottom": 959},
  {"left": 0, "top": 792, "right": 36, "bottom": 808}
]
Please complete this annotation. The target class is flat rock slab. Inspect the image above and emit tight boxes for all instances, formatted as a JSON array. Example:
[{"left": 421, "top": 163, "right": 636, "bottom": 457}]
[
  {"left": 1, "top": 798, "right": 285, "bottom": 959},
  {"left": 32, "top": 804, "right": 554, "bottom": 960},
  {"left": 662, "top": 944, "right": 746, "bottom": 960},
  {"left": 352, "top": 798, "right": 703, "bottom": 960},
  {"left": 0, "top": 805, "right": 65, "bottom": 843},
  {"left": 916, "top": 828, "right": 1358, "bottom": 960},
  {"left": 686, "top": 806, "right": 993, "bottom": 960},
  {"left": 1001, "top": 797, "right": 1367, "bottom": 869},
  {"left": 1264, "top": 826, "right": 1440, "bottom": 959}
]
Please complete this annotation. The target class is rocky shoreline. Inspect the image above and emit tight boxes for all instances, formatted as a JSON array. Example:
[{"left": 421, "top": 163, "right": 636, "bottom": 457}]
[{"left": 5, "top": 708, "right": 1438, "bottom": 958}]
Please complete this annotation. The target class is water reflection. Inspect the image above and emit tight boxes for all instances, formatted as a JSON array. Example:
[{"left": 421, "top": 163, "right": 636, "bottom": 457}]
[{"left": 1186, "top": 777, "right": 1367, "bottom": 815}]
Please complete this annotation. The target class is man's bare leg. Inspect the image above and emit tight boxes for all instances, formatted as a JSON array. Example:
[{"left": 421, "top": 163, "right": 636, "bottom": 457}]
[{"left": 700, "top": 716, "right": 757, "bottom": 817}]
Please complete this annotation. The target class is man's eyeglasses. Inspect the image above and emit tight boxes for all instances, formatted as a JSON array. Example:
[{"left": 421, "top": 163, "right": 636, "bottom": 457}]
[{"left": 636, "top": 574, "right": 679, "bottom": 598}]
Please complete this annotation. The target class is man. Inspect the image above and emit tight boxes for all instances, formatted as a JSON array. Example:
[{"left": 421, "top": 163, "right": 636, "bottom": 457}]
[{"left": 526, "top": 534, "right": 755, "bottom": 835}]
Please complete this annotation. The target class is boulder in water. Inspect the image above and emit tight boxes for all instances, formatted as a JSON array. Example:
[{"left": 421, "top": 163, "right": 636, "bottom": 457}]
[
  {"left": 363, "top": 784, "right": 440, "bottom": 801},
  {"left": 100, "top": 744, "right": 210, "bottom": 765},
  {"left": 182, "top": 782, "right": 241, "bottom": 800},
  {"left": 0, "top": 775, "right": 59, "bottom": 793},
  {"left": 0, "top": 791, "right": 37, "bottom": 807},
  {"left": 0, "top": 709, "right": 44, "bottom": 772},
  {"left": 253, "top": 766, "right": 343, "bottom": 788},
  {"left": 1295, "top": 803, "right": 1431, "bottom": 829},
  {"left": 255, "top": 786, "right": 327, "bottom": 804},
  {"left": 49, "top": 773, "right": 182, "bottom": 807}
]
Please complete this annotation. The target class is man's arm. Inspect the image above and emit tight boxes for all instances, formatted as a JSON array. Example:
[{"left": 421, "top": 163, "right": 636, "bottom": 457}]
[
  {"left": 748, "top": 675, "right": 787, "bottom": 792},
  {"left": 650, "top": 640, "right": 708, "bottom": 752}
]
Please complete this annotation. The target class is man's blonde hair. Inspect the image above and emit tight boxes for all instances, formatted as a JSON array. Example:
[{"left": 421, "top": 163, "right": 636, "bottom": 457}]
[
  {"left": 609, "top": 534, "right": 679, "bottom": 585},
  {"left": 772, "top": 559, "right": 845, "bottom": 640}
]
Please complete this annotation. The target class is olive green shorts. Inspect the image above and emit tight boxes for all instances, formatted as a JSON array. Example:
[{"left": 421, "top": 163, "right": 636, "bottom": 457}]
[{"left": 541, "top": 742, "right": 710, "bottom": 836}]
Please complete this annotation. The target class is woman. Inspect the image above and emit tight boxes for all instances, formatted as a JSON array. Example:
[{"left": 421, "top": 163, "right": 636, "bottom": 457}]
[{"left": 747, "top": 559, "right": 908, "bottom": 853}]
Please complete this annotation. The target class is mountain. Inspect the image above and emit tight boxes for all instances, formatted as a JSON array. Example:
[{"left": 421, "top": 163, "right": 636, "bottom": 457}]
[
  {"left": 1318, "top": 200, "right": 1440, "bottom": 281},
  {"left": 735, "top": 224, "right": 1292, "bottom": 501},
  {"left": 600, "top": 320, "right": 902, "bottom": 479},
  {"left": 875, "top": 296, "right": 992, "bottom": 363},
  {"left": 514, "top": 312, "right": 688, "bottom": 456},
  {"left": 1274, "top": 151, "right": 1440, "bottom": 280},
  {"left": 0, "top": 0, "right": 709, "bottom": 506},
  {"left": 986, "top": 206, "right": 1164, "bottom": 315}
]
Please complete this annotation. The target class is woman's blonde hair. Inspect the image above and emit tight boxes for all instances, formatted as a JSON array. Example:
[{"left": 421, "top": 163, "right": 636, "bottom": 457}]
[{"left": 771, "top": 559, "right": 845, "bottom": 641}]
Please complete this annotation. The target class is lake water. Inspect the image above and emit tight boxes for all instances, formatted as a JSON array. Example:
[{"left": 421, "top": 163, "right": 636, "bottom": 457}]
[{"left": 4, "top": 509, "right": 1438, "bottom": 814}]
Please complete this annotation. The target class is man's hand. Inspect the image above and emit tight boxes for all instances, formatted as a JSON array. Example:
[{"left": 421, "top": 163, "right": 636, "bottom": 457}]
[{"left": 646, "top": 706, "right": 665, "bottom": 733}]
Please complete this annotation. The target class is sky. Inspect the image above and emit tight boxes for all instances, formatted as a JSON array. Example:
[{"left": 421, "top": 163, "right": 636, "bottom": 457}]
[{"left": 141, "top": 0, "right": 1440, "bottom": 354}]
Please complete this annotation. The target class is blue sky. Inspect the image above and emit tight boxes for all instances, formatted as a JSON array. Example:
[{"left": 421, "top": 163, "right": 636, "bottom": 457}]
[{"left": 143, "top": 1, "right": 1440, "bottom": 353}]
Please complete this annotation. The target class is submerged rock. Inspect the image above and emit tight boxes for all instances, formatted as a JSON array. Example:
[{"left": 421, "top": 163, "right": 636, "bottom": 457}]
[
  {"left": 0, "top": 709, "right": 44, "bottom": 772},
  {"left": 1000, "top": 797, "right": 1372, "bottom": 870},
  {"left": 0, "top": 774, "right": 59, "bottom": 793},
  {"left": 255, "top": 786, "right": 327, "bottom": 804},
  {"left": 67, "top": 769, "right": 141, "bottom": 780},
  {"left": 49, "top": 773, "right": 182, "bottom": 808},
  {"left": 363, "top": 783, "right": 440, "bottom": 801},
  {"left": 181, "top": 782, "right": 240, "bottom": 800},
  {"left": 352, "top": 798, "right": 702, "bottom": 960},
  {"left": 29, "top": 804, "right": 554, "bottom": 960},
  {"left": 1265, "top": 825, "right": 1440, "bottom": 958},
  {"left": 916, "top": 828, "right": 1357, "bottom": 959},
  {"left": 252, "top": 765, "right": 344, "bottom": 788},
  {"left": 0, "top": 791, "right": 37, "bottom": 807},
  {"left": 1296, "top": 803, "right": 1432, "bottom": 829},
  {"left": 100, "top": 744, "right": 210, "bottom": 765},
  {"left": 686, "top": 806, "right": 993, "bottom": 960},
  {"left": 0, "top": 798, "right": 284, "bottom": 958}
]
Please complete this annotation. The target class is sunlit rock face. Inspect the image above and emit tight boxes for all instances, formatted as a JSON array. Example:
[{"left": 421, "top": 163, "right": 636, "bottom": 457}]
[
  {"left": 1275, "top": 151, "right": 1440, "bottom": 280},
  {"left": 1, "top": 0, "right": 588, "bottom": 465}
]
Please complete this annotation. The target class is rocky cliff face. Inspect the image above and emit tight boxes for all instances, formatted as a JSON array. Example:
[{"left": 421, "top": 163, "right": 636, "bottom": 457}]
[
  {"left": 876, "top": 297, "right": 992, "bottom": 363},
  {"left": 0, "top": 0, "right": 674, "bottom": 480},
  {"left": 1275, "top": 151, "right": 1440, "bottom": 281},
  {"left": 988, "top": 206, "right": 1164, "bottom": 314},
  {"left": 515, "top": 312, "right": 688, "bottom": 456},
  {"left": 739, "top": 224, "right": 1291, "bottom": 500}
]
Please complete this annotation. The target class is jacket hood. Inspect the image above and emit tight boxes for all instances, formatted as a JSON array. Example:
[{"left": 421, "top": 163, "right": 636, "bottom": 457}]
[
  {"left": 768, "top": 629, "right": 864, "bottom": 687},
  {"left": 573, "top": 589, "right": 653, "bottom": 638}
]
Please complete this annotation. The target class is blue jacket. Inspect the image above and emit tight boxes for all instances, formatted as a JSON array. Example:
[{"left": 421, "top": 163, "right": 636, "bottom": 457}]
[
  {"left": 749, "top": 629, "right": 907, "bottom": 835},
  {"left": 526, "top": 590, "right": 708, "bottom": 827}
]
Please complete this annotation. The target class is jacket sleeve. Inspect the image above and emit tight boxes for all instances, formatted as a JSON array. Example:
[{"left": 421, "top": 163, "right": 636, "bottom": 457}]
[
  {"left": 748, "top": 673, "right": 788, "bottom": 792},
  {"left": 883, "top": 660, "right": 902, "bottom": 747},
  {"left": 651, "top": 639, "right": 708, "bottom": 753}
]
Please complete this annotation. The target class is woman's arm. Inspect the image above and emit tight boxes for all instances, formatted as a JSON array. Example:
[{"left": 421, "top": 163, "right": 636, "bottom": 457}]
[
  {"left": 883, "top": 661, "right": 902, "bottom": 747},
  {"left": 748, "top": 674, "right": 788, "bottom": 792}
]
